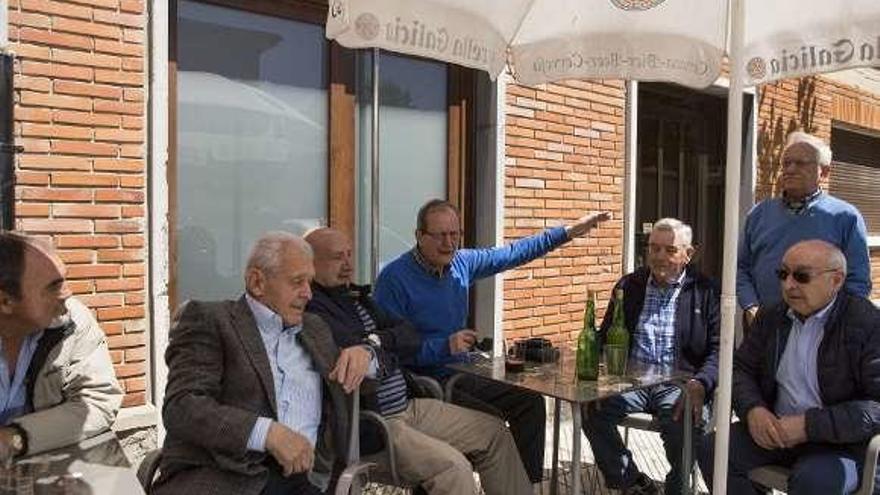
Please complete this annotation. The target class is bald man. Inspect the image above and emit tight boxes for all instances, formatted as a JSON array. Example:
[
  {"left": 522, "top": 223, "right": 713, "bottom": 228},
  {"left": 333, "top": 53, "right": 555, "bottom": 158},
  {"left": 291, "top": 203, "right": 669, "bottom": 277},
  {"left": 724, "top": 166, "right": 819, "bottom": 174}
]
[
  {"left": 0, "top": 232, "right": 121, "bottom": 461},
  {"left": 701, "top": 240, "right": 880, "bottom": 495},
  {"left": 305, "top": 227, "right": 532, "bottom": 495}
]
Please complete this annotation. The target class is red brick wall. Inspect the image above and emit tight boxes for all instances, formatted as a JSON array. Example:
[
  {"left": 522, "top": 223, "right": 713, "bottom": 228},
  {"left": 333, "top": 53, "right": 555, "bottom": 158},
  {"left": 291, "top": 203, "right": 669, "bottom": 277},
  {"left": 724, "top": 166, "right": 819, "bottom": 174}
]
[
  {"left": 6, "top": 0, "right": 147, "bottom": 407},
  {"left": 502, "top": 80, "right": 626, "bottom": 344},
  {"left": 757, "top": 75, "right": 880, "bottom": 301}
]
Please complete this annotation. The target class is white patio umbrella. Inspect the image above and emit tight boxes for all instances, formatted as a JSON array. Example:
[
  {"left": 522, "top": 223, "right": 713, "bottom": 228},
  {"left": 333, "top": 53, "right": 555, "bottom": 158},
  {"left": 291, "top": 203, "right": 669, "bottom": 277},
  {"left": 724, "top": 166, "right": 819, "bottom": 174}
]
[{"left": 326, "top": 1, "right": 880, "bottom": 493}]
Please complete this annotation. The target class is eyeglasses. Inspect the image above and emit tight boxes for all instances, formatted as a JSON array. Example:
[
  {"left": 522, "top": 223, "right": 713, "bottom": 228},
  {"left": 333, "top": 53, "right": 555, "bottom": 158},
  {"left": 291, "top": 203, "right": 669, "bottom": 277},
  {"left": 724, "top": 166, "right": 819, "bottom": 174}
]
[
  {"left": 782, "top": 158, "right": 817, "bottom": 168},
  {"left": 647, "top": 243, "right": 686, "bottom": 256},
  {"left": 775, "top": 267, "right": 838, "bottom": 284},
  {"left": 421, "top": 230, "right": 462, "bottom": 243}
]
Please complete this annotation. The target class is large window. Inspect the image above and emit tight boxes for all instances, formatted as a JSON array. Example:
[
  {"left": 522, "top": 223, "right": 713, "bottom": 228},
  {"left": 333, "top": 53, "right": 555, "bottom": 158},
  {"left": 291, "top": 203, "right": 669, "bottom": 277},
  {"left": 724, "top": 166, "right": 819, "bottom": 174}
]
[
  {"left": 830, "top": 125, "right": 880, "bottom": 236},
  {"left": 175, "top": 1, "right": 328, "bottom": 302}
]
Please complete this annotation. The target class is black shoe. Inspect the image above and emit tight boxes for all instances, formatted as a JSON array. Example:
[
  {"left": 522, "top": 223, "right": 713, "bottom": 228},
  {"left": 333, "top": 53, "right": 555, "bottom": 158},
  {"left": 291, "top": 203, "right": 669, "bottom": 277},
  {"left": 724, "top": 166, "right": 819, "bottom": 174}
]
[{"left": 623, "top": 473, "right": 660, "bottom": 495}]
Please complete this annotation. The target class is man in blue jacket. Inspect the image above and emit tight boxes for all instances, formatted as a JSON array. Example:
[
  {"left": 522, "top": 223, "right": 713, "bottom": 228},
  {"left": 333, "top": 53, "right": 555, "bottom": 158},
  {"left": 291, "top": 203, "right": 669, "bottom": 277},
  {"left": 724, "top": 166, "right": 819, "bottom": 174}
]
[
  {"left": 374, "top": 198, "right": 609, "bottom": 485},
  {"left": 583, "top": 218, "right": 719, "bottom": 495},
  {"left": 701, "top": 239, "right": 880, "bottom": 495}
]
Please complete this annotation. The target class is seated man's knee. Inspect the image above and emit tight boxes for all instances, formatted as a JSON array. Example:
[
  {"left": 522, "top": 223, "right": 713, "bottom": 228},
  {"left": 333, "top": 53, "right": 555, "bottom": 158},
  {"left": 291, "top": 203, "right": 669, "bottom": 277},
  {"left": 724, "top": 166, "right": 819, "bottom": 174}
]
[{"left": 789, "top": 454, "right": 857, "bottom": 495}]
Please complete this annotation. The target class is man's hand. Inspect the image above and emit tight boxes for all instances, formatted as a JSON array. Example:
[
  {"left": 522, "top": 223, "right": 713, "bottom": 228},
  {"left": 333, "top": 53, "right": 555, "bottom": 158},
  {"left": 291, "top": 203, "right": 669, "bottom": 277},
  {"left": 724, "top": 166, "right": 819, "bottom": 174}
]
[
  {"left": 672, "top": 379, "right": 706, "bottom": 423},
  {"left": 777, "top": 415, "right": 808, "bottom": 448},
  {"left": 449, "top": 329, "right": 477, "bottom": 354},
  {"left": 744, "top": 306, "right": 759, "bottom": 328},
  {"left": 565, "top": 212, "right": 612, "bottom": 239},
  {"left": 330, "top": 346, "right": 372, "bottom": 393},
  {"left": 747, "top": 406, "right": 786, "bottom": 450},
  {"left": 265, "top": 422, "right": 314, "bottom": 476}
]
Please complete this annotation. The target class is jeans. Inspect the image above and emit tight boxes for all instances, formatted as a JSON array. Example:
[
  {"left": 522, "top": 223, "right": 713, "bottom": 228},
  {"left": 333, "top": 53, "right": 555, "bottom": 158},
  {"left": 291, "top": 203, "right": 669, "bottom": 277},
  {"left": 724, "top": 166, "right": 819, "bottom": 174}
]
[
  {"left": 581, "top": 383, "right": 707, "bottom": 495},
  {"left": 700, "top": 421, "right": 875, "bottom": 495}
]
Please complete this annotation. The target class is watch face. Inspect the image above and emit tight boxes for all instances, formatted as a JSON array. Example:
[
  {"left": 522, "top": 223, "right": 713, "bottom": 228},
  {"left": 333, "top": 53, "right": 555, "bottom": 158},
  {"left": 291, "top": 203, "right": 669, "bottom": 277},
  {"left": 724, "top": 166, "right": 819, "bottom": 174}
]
[
  {"left": 10, "top": 432, "right": 22, "bottom": 452},
  {"left": 367, "top": 333, "right": 381, "bottom": 347}
]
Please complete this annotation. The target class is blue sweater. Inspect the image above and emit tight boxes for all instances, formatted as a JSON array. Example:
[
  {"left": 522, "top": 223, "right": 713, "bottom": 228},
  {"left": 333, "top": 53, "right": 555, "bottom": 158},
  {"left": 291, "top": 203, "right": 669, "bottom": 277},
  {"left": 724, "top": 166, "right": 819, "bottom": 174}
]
[
  {"left": 736, "top": 193, "right": 871, "bottom": 310},
  {"left": 374, "top": 226, "right": 570, "bottom": 377}
]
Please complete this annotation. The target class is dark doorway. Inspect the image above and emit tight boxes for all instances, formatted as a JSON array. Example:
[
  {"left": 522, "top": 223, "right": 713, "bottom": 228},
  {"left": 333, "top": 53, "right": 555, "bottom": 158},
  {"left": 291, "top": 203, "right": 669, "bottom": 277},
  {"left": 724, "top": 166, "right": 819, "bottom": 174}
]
[{"left": 636, "top": 83, "right": 726, "bottom": 279}]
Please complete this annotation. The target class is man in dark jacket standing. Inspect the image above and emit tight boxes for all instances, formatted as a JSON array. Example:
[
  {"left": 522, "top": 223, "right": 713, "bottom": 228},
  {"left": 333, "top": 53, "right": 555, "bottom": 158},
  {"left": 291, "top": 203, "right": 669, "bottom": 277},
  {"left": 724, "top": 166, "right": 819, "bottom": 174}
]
[
  {"left": 584, "top": 218, "right": 720, "bottom": 495},
  {"left": 700, "top": 239, "right": 880, "bottom": 495},
  {"left": 304, "top": 227, "right": 532, "bottom": 495}
]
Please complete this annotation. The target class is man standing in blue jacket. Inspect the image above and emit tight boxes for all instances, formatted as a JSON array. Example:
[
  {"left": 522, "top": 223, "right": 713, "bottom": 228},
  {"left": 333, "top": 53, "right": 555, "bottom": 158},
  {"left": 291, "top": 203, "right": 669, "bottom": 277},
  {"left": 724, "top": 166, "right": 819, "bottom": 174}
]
[
  {"left": 583, "top": 218, "right": 719, "bottom": 495},
  {"left": 737, "top": 131, "right": 871, "bottom": 329},
  {"left": 701, "top": 239, "right": 880, "bottom": 495},
  {"left": 374, "top": 198, "right": 609, "bottom": 485}
]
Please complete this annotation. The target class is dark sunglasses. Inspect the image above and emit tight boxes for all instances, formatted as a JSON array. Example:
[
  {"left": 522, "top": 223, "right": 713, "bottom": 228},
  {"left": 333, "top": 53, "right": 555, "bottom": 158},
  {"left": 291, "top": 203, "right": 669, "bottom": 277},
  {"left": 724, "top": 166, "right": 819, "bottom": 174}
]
[{"left": 775, "top": 268, "right": 837, "bottom": 284}]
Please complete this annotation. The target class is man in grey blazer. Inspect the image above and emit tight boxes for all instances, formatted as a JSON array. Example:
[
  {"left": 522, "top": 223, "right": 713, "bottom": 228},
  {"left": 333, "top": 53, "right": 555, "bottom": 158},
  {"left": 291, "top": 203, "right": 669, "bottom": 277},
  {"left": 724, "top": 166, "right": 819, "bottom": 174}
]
[{"left": 153, "top": 232, "right": 374, "bottom": 495}]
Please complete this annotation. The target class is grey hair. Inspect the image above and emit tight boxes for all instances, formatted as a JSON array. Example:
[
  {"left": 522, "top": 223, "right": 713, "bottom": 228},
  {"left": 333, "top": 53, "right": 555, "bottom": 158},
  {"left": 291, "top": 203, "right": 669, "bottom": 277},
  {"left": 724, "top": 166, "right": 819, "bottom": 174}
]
[
  {"left": 824, "top": 242, "right": 848, "bottom": 274},
  {"left": 652, "top": 218, "right": 693, "bottom": 246},
  {"left": 785, "top": 131, "right": 833, "bottom": 167},
  {"left": 245, "top": 231, "right": 312, "bottom": 275}
]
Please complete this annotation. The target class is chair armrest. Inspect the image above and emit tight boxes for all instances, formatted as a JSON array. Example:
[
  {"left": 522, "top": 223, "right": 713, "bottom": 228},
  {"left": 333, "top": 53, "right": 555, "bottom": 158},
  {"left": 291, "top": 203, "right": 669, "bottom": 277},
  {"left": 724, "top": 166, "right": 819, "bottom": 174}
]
[
  {"left": 334, "top": 461, "right": 375, "bottom": 495},
  {"left": 360, "top": 410, "right": 400, "bottom": 485},
  {"left": 411, "top": 374, "right": 443, "bottom": 400},
  {"left": 444, "top": 373, "right": 467, "bottom": 402},
  {"left": 856, "top": 433, "right": 880, "bottom": 495}
]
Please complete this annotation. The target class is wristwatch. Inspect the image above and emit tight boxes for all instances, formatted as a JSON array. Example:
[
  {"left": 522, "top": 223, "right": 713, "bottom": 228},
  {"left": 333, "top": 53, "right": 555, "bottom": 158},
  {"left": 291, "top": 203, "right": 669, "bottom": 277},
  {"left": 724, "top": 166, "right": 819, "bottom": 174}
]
[{"left": 366, "top": 333, "right": 382, "bottom": 348}]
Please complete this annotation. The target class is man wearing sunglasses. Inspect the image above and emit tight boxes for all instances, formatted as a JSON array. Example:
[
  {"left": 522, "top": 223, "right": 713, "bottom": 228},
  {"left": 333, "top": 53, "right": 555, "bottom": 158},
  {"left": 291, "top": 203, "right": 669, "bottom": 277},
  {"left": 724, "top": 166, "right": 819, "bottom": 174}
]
[
  {"left": 374, "top": 198, "right": 610, "bottom": 487},
  {"left": 581, "top": 218, "right": 719, "bottom": 495},
  {"left": 737, "top": 131, "right": 871, "bottom": 331},
  {"left": 701, "top": 239, "right": 880, "bottom": 495}
]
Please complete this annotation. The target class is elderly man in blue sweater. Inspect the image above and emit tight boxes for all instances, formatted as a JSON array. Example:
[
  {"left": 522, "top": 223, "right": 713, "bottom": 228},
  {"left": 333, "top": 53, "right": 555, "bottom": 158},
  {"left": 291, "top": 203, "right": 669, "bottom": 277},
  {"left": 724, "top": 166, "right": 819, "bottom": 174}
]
[
  {"left": 374, "top": 198, "right": 609, "bottom": 485},
  {"left": 737, "top": 131, "right": 871, "bottom": 329}
]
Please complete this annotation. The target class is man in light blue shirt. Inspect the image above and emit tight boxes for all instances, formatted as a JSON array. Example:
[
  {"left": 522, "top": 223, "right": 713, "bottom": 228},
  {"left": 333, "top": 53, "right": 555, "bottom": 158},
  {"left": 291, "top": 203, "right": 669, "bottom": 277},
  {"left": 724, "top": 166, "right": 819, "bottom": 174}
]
[{"left": 155, "top": 232, "right": 376, "bottom": 495}]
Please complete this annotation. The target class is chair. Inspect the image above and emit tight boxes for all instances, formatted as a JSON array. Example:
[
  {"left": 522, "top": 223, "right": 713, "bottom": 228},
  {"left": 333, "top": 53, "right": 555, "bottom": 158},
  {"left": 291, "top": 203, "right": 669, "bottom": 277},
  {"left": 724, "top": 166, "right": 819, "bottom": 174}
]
[
  {"left": 748, "top": 433, "right": 880, "bottom": 495},
  {"left": 335, "top": 375, "right": 444, "bottom": 495},
  {"left": 136, "top": 447, "right": 163, "bottom": 493}
]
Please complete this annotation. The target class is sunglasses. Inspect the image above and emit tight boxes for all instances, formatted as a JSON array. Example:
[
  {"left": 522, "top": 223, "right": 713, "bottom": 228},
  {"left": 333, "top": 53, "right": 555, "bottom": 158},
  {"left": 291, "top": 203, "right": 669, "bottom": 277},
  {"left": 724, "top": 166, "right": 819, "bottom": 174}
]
[{"left": 775, "top": 267, "right": 838, "bottom": 284}]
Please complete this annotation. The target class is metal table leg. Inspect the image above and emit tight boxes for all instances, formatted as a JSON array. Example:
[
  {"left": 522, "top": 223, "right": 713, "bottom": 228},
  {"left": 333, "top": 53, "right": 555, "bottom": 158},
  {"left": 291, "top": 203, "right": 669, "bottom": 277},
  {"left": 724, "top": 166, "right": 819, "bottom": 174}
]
[
  {"left": 571, "top": 402, "right": 582, "bottom": 495},
  {"left": 680, "top": 383, "right": 693, "bottom": 495},
  {"left": 551, "top": 398, "right": 561, "bottom": 495}
]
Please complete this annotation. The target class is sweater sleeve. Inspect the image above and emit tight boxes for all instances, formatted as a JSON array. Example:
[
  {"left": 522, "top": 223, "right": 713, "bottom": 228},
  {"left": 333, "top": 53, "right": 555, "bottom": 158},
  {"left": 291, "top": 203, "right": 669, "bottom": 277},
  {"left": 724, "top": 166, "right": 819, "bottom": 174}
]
[
  {"left": 464, "top": 226, "right": 570, "bottom": 281},
  {"left": 736, "top": 207, "right": 760, "bottom": 310},
  {"left": 842, "top": 209, "right": 872, "bottom": 298}
]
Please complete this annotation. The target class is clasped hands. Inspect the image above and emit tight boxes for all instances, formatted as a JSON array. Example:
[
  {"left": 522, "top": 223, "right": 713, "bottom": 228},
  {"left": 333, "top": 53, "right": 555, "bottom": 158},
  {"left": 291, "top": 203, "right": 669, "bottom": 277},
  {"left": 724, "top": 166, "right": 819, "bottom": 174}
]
[{"left": 747, "top": 406, "right": 807, "bottom": 450}]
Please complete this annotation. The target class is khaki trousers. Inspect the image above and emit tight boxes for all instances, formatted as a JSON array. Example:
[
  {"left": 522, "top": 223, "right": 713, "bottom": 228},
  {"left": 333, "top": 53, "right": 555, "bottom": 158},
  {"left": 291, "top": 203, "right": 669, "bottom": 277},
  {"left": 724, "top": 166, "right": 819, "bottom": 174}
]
[{"left": 372, "top": 398, "right": 532, "bottom": 495}]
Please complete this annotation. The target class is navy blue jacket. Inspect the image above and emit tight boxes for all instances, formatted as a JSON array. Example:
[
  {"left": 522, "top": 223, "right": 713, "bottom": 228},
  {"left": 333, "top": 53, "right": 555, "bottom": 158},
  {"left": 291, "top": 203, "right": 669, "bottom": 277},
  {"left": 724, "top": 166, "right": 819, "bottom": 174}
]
[
  {"left": 600, "top": 265, "right": 721, "bottom": 394},
  {"left": 733, "top": 292, "right": 880, "bottom": 445}
]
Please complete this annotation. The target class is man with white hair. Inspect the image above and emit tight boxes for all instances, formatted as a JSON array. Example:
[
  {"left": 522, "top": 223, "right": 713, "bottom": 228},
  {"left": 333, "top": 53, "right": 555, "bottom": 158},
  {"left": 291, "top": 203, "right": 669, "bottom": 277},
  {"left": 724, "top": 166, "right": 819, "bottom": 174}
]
[
  {"left": 582, "top": 218, "right": 720, "bottom": 495},
  {"left": 701, "top": 239, "right": 880, "bottom": 494},
  {"left": 155, "top": 232, "right": 374, "bottom": 495},
  {"left": 737, "top": 131, "right": 871, "bottom": 328}
]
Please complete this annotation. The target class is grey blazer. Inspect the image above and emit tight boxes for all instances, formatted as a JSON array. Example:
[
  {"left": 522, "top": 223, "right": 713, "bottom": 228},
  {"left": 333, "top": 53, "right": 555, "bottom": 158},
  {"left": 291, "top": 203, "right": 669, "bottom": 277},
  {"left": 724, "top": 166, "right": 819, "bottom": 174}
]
[{"left": 152, "top": 296, "right": 351, "bottom": 495}]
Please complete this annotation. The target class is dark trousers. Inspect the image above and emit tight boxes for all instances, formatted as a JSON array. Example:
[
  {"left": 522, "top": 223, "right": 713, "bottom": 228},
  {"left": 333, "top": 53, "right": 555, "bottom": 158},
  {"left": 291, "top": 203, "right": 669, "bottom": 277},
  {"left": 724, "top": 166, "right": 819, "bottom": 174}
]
[
  {"left": 445, "top": 374, "right": 546, "bottom": 483},
  {"left": 700, "top": 422, "right": 876, "bottom": 495},
  {"left": 263, "top": 460, "right": 321, "bottom": 495}
]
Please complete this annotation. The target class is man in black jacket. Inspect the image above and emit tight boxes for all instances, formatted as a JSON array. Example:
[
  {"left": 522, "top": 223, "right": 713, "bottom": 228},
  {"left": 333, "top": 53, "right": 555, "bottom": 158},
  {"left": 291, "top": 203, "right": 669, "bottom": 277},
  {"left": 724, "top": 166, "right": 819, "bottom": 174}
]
[
  {"left": 304, "top": 227, "right": 532, "bottom": 495},
  {"left": 584, "top": 218, "right": 720, "bottom": 495},
  {"left": 701, "top": 239, "right": 880, "bottom": 495}
]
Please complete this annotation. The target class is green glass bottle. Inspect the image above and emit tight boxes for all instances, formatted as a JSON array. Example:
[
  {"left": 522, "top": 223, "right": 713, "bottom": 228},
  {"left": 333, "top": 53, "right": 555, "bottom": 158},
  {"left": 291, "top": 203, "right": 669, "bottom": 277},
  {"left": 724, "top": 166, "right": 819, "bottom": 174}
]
[
  {"left": 605, "top": 288, "right": 629, "bottom": 375},
  {"left": 576, "top": 290, "right": 600, "bottom": 380}
]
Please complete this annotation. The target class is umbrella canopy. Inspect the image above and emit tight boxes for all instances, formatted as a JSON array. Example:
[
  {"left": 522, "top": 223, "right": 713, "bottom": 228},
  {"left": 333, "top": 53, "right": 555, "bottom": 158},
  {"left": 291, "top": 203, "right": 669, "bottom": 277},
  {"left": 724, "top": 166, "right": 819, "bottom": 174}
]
[
  {"left": 327, "top": 0, "right": 880, "bottom": 87},
  {"left": 326, "top": 2, "right": 880, "bottom": 494}
]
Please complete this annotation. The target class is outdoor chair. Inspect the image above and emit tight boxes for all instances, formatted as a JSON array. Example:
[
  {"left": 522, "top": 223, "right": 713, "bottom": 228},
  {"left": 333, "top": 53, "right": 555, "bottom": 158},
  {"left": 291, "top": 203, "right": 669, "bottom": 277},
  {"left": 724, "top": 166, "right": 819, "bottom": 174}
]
[
  {"left": 748, "top": 433, "right": 880, "bottom": 495},
  {"left": 335, "top": 375, "right": 444, "bottom": 495},
  {"left": 136, "top": 447, "right": 163, "bottom": 493}
]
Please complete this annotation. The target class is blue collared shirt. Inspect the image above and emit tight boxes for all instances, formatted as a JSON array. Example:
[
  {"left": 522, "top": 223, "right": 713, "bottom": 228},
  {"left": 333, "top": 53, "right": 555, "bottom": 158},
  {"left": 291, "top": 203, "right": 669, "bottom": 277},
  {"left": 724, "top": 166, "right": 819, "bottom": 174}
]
[
  {"left": 245, "top": 295, "right": 323, "bottom": 450},
  {"left": 775, "top": 300, "right": 834, "bottom": 416},
  {"left": 631, "top": 272, "right": 684, "bottom": 366},
  {"left": 0, "top": 331, "right": 44, "bottom": 425}
]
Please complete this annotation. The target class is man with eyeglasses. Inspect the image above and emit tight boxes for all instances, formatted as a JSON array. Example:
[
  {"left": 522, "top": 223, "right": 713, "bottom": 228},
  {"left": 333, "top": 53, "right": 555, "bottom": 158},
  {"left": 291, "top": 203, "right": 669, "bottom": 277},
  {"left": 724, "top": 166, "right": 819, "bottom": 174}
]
[
  {"left": 580, "top": 218, "right": 719, "bottom": 495},
  {"left": 701, "top": 239, "right": 880, "bottom": 495},
  {"left": 737, "top": 131, "right": 871, "bottom": 331},
  {"left": 374, "top": 198, "right": 610, "bottom": 486}
]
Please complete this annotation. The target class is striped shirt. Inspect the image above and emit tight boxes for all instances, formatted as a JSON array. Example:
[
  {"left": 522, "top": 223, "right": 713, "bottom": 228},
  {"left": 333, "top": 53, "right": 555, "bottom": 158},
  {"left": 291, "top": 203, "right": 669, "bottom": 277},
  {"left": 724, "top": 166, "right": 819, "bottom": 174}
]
[
  {"left": 631, "top": 272, "right": 684, "bottom": 366},
  {"left": 352, "top": 299, "right": 409, "bottom": 416}
]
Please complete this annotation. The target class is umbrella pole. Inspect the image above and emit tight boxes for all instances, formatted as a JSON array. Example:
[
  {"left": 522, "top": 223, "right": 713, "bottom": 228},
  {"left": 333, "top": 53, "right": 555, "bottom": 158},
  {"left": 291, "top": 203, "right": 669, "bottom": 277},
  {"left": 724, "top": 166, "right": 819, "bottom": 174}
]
[
  {"left": 371, "top": 47, "right": 381, "bottom": 282},
  {"left": 712, "top": 0, "right": 747, "bottom": 493}
]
